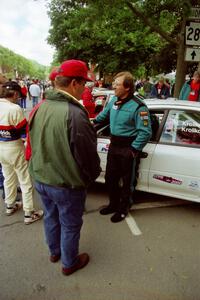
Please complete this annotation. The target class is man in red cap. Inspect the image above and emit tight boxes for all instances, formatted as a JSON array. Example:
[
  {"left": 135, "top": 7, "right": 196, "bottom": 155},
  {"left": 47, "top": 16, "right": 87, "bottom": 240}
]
[{"left": 28, "top": 59, "right": 101, "bottom": 275}]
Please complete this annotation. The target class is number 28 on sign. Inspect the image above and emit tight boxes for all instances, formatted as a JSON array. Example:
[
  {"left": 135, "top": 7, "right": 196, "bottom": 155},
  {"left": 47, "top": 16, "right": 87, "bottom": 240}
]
[{"left": 185, "top": 22, "right": 200, "bottom": 46}]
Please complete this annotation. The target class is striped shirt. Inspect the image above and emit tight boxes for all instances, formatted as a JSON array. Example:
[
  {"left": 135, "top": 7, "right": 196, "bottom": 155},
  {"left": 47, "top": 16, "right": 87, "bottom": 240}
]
[{"left": 0, "top": 98, "right": 27, "bottom": 142}]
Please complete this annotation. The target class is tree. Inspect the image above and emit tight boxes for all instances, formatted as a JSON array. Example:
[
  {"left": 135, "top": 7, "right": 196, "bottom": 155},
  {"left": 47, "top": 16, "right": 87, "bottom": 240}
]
[
  {"left": 0, "top": 45, "right": 47, "bottom": 79},
  {"left": 47, "top": 0, "right": 200, "bottom": 96}
]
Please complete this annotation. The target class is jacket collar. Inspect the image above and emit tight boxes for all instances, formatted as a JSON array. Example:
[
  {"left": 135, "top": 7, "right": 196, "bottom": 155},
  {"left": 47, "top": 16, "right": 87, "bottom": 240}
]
[
  {"left": 114, "top": 93, "right": 133, "bottom": 106},
  {"left": 45, "top": 89, "right": 89, "bottom": 115}
]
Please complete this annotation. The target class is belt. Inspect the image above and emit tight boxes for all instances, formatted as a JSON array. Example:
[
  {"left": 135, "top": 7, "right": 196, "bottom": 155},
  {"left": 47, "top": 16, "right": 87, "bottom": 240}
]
[{"left": 110, "top": 135, "right": 136, "bottom": 147}]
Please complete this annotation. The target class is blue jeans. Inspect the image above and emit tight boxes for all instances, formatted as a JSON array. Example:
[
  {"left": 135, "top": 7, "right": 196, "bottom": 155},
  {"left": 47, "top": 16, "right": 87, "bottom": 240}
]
[
  {"left": 0, "top": 164, "right": 4, "bottom": 188},
  {"left": 35, "top": 181, "right": 86, "bottom": 268},
  {"left": 32, "top": 96, "right": 39, "bottom": 107},
  {"left": 20, "top": 97, "right": 27, "bottom": 109}
]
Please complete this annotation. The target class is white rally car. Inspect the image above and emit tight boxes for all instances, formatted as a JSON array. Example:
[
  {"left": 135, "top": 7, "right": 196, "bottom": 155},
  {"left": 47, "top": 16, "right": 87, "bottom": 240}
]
[{"left": 96, "top": 99, "right": 200, "bottom": 203}]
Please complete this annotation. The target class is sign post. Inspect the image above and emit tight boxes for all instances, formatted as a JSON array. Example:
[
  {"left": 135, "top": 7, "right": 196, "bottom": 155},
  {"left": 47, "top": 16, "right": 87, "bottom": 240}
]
[{"left": 190, "top": 7, "right": 200, "bottom": 20}]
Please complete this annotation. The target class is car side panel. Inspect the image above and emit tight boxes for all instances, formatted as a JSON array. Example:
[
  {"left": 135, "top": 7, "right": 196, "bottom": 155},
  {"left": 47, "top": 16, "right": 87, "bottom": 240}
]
[
  {"left": 148, "top": 144, "right": 200, "bottom": 202},
  {"left": 96, "top": 137, "right": 110, "bottom": 183},
  {"left": 136, "top": 143, "right": 157, "bottom": 192}
]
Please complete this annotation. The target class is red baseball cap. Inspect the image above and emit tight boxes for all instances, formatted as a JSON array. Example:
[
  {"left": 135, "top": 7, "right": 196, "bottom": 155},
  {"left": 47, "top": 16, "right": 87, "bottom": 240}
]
[
  {"left": 49, "top": 67, "right": 59, "bottom": 81},
  {"left": 57, "top": 59, "right": 92, "bottom": 81}
]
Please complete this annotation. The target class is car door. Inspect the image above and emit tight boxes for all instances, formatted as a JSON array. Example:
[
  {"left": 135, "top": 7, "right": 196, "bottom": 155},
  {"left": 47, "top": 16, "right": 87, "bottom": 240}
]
[
  {"left": 137, "top": 110, "right": 166, "bottom": 192},
  {"left": 97, "top": 125, "right": 111, "bottom": 182},
  {"left": 148, "top": 108, "right": 200, "bottom": 202}
]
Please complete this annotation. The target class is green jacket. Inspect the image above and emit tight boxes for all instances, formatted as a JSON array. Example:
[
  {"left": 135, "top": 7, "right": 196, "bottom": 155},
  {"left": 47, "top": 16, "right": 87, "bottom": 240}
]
[
  {"left": 29, "top": 89, "right": 101, "bottom": 188},
  {"left": 95, "top": 95, "right": 152, "bottom": 151}
]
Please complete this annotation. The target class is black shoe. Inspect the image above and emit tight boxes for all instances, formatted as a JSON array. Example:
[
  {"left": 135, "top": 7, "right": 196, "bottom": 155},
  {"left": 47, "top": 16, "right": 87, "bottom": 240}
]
[
  {"left": 99, "top": 206, "right": 116, "bottom": 215},
  {"left": 110, "top": 212, "right": 127, "bottom": 223}
]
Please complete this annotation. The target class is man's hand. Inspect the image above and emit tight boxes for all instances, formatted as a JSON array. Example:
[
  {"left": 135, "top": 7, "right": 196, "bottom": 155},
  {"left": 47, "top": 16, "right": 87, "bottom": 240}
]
[{"left": 131, "top": 147, "right": 140, "bottom": 158}]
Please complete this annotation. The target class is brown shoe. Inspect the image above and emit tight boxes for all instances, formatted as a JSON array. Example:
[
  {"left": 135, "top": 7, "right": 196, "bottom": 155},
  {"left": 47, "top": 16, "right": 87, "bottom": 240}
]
[
  {"left": 50, "top": 254, "right": 61, "bottom": 263},
  {"left": 62, "top": 253, "right": 89, "bottom": 276}
]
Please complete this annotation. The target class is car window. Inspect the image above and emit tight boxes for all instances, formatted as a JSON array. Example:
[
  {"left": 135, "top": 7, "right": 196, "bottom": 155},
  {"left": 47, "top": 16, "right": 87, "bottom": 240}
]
[
  {"left": 160, "top": 110, "right": 200, "bottom": 147},
  {"left": 149, "top": 110, "right": 165, "bottom": 141},
  {"left": 97, "top": 110, "right": 165, "bottom": 141}
]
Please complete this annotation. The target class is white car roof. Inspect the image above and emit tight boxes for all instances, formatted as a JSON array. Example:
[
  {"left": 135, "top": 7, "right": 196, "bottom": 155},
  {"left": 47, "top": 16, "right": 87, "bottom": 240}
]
[
  {"left": 92, "top": 89, "right": 114, "bottom": 97},
  {"left": 144, "top": 99, "right": 200, "bottom": 111}
]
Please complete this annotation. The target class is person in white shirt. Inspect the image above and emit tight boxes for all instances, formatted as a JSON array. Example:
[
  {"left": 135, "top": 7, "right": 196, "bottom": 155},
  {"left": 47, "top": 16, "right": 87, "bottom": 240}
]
[
  {"left": 0, "top": 81, "right": 43, "bottom": 224},
  {"left": 29, "top": 80, "right": 41, "bottom": 107}
]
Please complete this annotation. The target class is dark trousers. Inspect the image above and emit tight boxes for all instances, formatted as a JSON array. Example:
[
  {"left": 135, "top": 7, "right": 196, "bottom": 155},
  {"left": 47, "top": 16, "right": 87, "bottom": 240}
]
[
  {"left": 20, "top": 97, "right": 27, "bottom": 109},
  {"left": 105, "top": 145, "right": 136, "bottom": 213}
]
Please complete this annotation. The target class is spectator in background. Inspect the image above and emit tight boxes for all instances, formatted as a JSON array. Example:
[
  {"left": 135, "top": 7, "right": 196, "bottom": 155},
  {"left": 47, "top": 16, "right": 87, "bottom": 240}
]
[
  {"left": 81, "top": 82, "right": 96, "bottom": 118},
  {"left": 19, "top": 81, "right": 28, "bottom": 110},
  {"left": 26, "top": 78, "right": 31, "bottom": 98},
  {"left": 49, "top": 67, "right": 59, "bottom": 88},
  {"left": 143, "top": 78, "right": 153, "bottom": 98},
  {"left": 179, "top": 70, "right": 200, "bottom": 101},
  {"left": 165, "top": 78, "right": 170, "bottom": 89},
  {"left": 150, "top": 77, "right": 170, "bottom": 99},
  {"left": 135, "top": 79, "right": 144, "bottom": 94},
  {"left": 29, "top": 79, "right": 41, "bottom": 107}
]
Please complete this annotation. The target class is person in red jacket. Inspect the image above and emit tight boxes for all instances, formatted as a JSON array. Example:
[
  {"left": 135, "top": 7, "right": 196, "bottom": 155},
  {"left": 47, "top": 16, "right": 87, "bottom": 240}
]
[
  {"left": 179, "top": 71, "right": 200, "bottom": 101},
  {"left": 81, "top": 82, "right": 96, "bottom": 118}
]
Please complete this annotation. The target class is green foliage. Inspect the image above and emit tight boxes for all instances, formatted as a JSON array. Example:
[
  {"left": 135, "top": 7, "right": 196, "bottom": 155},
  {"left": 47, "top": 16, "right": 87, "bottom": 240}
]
[
  {"left": 47, "top": 0, "right": 197, "bottom": 78},
  {"left": 0, "top": 45, "right": 47, "bottom": 79}
]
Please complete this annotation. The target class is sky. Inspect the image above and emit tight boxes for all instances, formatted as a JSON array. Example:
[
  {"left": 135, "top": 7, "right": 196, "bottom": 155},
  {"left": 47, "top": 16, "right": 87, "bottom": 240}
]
[{"left": 0, "top": 0, "right": 54, "bottom": 66}]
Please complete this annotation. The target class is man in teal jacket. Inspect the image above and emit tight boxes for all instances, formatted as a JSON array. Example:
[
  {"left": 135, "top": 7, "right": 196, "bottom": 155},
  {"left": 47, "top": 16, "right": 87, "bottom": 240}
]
[
  {"left": 29, "top": 60, "right": 101, "bottom": 275},
  {"left": 94, "top": 71, "right": 152, "bottom": 223}
]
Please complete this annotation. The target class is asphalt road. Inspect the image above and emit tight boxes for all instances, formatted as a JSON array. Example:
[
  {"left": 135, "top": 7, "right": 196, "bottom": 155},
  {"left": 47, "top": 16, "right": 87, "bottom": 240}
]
[{"left": 0, "top": 183, "right": 200, "bottom": 300}]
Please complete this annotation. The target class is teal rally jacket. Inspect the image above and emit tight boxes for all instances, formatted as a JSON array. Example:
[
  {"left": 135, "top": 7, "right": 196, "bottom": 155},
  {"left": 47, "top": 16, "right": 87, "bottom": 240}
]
[{"left": 95, "top": 95, "right": 152, "bottom": 151}]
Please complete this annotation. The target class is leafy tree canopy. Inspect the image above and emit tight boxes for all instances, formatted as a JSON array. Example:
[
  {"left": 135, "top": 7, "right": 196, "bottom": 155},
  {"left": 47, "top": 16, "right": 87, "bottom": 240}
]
[{"left": 47, "top": 0, "right": 197, "bottom": 76}]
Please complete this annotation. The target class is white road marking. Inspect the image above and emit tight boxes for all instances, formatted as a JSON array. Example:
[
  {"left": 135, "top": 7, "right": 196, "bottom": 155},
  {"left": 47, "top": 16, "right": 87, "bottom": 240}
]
[{"left": 125, "top": 213, "right": 142, "bottom": 236}]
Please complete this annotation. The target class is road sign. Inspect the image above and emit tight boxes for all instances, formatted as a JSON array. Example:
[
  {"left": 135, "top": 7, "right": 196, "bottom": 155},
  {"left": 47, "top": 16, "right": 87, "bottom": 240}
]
[
  {"left": 185, "top": 47, "right": 200, "bottom": 62},
  {"left": 185, "top": 22, "right": 200, "bottom": 46},
  {"left": 190, "top": 7, "right": 200, "bottom": 20}
]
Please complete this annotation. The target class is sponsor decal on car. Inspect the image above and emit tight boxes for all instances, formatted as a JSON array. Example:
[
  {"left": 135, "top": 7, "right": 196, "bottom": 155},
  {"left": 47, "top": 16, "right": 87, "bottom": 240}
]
[
  {"left": 181, "top": 121, "right": 200, "bottom": 134},
  {"left": 153, "top": 174, "right": 182, "bottom": 185},
  {"left": 188, "top": 180, "right": 200, "bottom": 190},
  {"left": 97, "top": 143, "right": 110, "bottom": 153}
]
